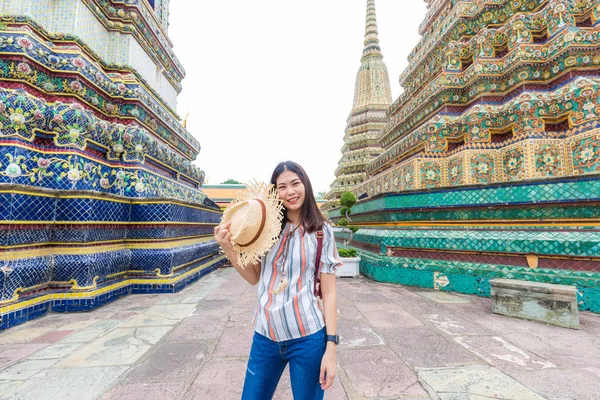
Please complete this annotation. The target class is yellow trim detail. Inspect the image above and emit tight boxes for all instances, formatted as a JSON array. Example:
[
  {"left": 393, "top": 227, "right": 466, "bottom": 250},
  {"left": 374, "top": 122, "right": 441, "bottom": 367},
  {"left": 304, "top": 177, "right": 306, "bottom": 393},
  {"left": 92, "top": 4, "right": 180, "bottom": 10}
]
[{"left": 0, "top": 237, "right": 215, "bottom": 261}]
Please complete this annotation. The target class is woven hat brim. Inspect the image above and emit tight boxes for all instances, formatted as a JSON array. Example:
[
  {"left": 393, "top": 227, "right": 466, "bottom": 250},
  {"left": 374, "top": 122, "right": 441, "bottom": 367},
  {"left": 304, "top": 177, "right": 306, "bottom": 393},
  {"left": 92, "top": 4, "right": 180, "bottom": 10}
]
[{"left": 221, "top": 181, "right": 284, "bottom": 268}]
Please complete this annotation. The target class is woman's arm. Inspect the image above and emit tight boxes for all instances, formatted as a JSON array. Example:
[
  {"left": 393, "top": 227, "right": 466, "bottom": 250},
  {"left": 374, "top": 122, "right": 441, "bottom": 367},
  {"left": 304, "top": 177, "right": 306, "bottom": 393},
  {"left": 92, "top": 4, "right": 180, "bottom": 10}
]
[
  {"left": 319, "top": 272, "right": 337, "bottom": 390},
  {"left": 214, "top": 222, "right": 261, "bottom": 285}
]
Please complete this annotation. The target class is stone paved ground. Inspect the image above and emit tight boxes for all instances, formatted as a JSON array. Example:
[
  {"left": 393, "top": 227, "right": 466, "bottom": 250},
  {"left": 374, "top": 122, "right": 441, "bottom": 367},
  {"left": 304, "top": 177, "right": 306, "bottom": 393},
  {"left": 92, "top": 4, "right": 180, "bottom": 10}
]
[{"left": 0, "top": 267, "right": 599, "bottom": 400}]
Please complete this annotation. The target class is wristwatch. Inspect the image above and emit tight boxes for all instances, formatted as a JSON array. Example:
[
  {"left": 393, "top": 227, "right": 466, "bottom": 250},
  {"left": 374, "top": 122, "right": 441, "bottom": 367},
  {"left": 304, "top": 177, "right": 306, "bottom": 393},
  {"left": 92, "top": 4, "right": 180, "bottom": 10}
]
[{"left": 326, "top": 334, "right": 340, "bottom": 345}]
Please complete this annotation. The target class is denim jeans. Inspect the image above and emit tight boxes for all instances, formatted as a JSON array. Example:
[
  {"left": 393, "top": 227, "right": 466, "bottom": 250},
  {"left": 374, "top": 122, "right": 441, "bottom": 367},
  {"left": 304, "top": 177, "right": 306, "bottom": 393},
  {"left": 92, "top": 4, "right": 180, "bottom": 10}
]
[{"left": 241, "top": 327, "right": 326, "bottom": 400}]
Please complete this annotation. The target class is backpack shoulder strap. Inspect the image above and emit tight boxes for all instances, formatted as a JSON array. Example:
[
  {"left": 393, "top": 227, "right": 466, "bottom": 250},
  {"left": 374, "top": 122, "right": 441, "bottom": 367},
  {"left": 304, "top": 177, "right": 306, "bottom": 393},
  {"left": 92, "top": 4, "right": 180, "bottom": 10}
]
[{"left": 314, "top": 230, "right": 324, "bottom": 299}]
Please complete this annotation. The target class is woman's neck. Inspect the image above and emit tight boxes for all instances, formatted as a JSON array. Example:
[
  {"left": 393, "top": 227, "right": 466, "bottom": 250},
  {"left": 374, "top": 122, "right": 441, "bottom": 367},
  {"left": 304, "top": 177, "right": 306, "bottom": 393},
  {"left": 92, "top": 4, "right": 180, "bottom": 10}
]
[{"left": 286, "top": 210, "right": 301, "bottom": 226}]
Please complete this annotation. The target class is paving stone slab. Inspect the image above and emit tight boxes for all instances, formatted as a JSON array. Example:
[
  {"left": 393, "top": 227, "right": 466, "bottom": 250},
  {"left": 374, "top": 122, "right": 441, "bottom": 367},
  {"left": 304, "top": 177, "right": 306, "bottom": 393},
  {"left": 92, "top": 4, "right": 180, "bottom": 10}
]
[
  {"left": 34, "top": 330, "right": 76, "bottom": 343},
  {"left": 0, "top": 366, "right": 128, "bottom": 400},
  {"left": 362, "top": 308, "right": 424, "bottom": 329},
  {"left": 57, "top": 326, "right": 171, "bottom": 367},
  {"left": 28, "top": 342, "right": 83, "bottom": 360},
  {"left": 183, "top": 359, "right": 246, "bottom": 400},
  {"left": 0, "top": 344, "right": 49, "bottom": 369},
  {"left": 123, "top": 342, "right": 209, "bottom": 382},
  {"left": 213, "top": 326, "right": 254, "bottom": 358},
  {"left": 109, "top": 311, "right": 139, "bottom": 321},
  {"left": 417, "top": 364, "right": 545, "bottom": 400},
  {"left": 99, "top": 381, "right": 186, "bottom": 400},
  {"left": 119, "top": 314, "right": 182, "bottom": 328},
  {"left": 510, "top": 368, "right": 599, "bottom": 400},
  {"left": 141, "top": 304, "right": 198, "bottom": 320},
  {"left": 0, "top": 328, "right": 52, "bottom": 345},
  {"left": 0, "top": 380, "right": 28, "bottom": 397},
  {"left": 339, "top": 347, "right": 420, "bottom": 398},
  {"left": 453, "top": 336, "right": 557, "bottom": 373},
  {"left": 383, "top": 327, "right": 481, "bottom": 368},
  {"left": 423, "top": 312, "right": 491, "bottom": 336},
  {"left": 165, "top": 314, "right": 228, "bottom": 342},
  {"left": 59, "top": 328, "right": 109, "bottom": 343},
  {"left": 0, "top": 359, "right": 58, "bottom": 380},
  {"left": 191, "top": 299, "right": 235, "bottom": 317},
  {"left": 338, "top": 316, "right": 386, "bottom": 349},
  {"left": 226, "top": 307, "right": 256, "bottom": 328}
]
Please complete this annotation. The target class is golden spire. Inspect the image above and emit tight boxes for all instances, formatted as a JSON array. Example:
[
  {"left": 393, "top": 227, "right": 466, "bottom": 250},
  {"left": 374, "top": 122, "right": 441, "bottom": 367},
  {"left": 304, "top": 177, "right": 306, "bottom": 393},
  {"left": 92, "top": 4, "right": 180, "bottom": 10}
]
[{"left": 183, "top": 111, "right": 190, "bottom": 129}]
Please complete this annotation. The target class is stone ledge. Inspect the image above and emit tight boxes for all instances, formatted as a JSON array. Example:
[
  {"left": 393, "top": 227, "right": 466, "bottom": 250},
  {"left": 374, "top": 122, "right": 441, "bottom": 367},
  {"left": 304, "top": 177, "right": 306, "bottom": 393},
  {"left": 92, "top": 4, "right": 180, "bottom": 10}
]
[{"left": 490, "top": 279, "right": 579, "bottom": 329}]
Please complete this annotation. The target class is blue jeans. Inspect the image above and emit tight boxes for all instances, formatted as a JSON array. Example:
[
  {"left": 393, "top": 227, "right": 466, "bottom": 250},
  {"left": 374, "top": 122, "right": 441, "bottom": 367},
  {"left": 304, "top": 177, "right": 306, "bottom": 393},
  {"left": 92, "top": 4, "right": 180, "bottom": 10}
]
[{"left": 241, "top": 328, "right": 326, "bottom": 400}]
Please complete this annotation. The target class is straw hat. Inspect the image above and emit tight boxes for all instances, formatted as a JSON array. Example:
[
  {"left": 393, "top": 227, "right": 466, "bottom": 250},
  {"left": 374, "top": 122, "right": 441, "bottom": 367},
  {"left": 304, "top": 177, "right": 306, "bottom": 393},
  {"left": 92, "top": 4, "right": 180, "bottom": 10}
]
[{"left": 220, "top": 181, "right": 284, "bottom": 268}]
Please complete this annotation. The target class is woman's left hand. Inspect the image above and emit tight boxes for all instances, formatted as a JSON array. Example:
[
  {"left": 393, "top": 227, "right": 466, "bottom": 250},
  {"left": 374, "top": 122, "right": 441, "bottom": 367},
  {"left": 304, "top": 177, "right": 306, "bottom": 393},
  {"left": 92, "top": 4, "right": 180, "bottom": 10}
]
[{"left": 319, "top": 346, "right": 336, "bottom": 390}]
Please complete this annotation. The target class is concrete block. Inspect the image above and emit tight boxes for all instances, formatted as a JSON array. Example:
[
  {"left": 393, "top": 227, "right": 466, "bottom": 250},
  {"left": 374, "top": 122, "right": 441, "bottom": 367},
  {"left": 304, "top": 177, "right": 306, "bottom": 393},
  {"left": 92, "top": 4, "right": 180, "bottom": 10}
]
[{"left": 490, "top": 279, "right": 579, "bottom": 329}]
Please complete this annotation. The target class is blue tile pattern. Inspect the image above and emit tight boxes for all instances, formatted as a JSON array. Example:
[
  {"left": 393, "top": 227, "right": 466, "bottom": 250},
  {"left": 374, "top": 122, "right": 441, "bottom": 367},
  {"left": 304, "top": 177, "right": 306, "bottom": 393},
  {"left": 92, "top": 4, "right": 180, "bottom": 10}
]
[
  {"left": 0, "top": 2, "right": 224, "bottom": 331},
  {"left": 0, "top": 258, "right": 227, "bottom": 330}
]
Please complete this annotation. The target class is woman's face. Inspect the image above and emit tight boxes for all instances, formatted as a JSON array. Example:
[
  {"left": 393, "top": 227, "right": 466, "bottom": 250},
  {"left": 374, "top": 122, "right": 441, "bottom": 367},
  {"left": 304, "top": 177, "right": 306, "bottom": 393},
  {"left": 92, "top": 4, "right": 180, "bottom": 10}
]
[{"left": 276, "top": 170, "right": 305, "bottom": 213}]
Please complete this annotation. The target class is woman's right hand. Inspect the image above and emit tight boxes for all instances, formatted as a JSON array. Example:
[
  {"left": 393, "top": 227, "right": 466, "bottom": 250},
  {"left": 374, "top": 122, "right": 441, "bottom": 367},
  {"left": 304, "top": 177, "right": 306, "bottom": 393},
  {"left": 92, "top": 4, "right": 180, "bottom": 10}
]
[{"left": 214, "top": 221, "right": 234, "bottom": 254}]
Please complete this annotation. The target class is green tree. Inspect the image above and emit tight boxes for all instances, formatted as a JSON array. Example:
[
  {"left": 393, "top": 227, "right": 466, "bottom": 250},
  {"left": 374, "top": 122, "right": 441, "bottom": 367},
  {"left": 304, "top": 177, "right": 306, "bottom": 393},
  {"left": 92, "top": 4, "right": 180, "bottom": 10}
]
[
  {"left": 338, "top": 191, "right": 359, "bottom": 253},
  {"left": 221, "top": 179, "right": 241, "bottom": 184}
]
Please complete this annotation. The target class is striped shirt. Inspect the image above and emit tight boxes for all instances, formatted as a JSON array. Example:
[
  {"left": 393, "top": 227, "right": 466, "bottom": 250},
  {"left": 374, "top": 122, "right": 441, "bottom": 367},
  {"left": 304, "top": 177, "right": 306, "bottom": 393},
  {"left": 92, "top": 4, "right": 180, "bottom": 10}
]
[{"left": 253, "top": 222, "right": 342, "bottom": 342}]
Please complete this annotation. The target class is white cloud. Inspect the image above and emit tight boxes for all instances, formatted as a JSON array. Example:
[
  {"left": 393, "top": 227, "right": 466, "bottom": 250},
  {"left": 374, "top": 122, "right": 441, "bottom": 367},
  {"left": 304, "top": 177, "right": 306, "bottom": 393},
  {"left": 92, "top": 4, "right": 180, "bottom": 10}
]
[{"left": 169, "top": 0, "right": 428, "bottom": 193}]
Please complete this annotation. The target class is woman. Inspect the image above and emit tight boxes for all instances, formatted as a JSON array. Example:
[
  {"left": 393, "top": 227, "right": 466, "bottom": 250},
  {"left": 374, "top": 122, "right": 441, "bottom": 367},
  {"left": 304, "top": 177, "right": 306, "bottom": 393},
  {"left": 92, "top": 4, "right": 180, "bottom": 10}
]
[{"left": 214, "top": 161, "right": 341, "bottom": 400}]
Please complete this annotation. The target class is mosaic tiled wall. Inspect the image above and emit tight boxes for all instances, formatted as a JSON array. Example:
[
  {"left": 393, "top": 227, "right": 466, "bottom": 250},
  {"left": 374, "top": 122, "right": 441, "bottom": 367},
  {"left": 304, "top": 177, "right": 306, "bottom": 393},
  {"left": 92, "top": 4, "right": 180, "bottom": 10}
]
[
  {"left": 0, "top": 1, "right": 225, "bottom": 330},
  {"left": 331, "top": 0, "right": 600, "bottom": 313},
  {"left": 1, "top": 0, "right": 182, "bottom": 104}
]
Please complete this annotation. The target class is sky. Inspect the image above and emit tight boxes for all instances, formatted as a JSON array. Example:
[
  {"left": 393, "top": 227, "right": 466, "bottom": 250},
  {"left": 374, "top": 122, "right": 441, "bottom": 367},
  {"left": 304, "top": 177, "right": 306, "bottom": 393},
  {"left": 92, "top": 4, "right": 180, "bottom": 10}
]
[{"left": 169, "top": 0, "right": 429, "bottom": 195}]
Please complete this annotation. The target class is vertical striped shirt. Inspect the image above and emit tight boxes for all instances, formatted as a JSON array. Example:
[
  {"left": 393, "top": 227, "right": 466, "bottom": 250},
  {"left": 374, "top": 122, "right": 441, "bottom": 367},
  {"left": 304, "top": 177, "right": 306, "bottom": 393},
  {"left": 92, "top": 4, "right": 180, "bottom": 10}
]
[{"left": 253, "top": 222, "right": 341, "bottom": 342}]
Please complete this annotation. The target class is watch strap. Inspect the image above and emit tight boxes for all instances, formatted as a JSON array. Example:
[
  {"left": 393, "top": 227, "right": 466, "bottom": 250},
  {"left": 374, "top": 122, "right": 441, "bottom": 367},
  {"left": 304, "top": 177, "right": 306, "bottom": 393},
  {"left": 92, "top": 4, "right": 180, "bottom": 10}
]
[{"left": 326, "top": 334, "right": 339, "bottom": 344}]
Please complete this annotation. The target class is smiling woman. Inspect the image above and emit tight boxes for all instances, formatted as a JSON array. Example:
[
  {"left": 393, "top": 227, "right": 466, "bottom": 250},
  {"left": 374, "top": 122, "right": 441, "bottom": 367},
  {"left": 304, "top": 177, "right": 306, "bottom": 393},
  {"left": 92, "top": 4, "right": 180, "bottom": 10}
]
[{"left": 214, "top": 160, "right": 342, "bottom": 399}]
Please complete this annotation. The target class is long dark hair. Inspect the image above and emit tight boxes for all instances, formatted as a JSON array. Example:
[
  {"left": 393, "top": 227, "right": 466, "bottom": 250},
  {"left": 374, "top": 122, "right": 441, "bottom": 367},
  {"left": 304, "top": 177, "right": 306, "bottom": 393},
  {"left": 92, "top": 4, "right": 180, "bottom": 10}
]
[{"left": 270, "top": 161, "right": 325, "bottom": 234}]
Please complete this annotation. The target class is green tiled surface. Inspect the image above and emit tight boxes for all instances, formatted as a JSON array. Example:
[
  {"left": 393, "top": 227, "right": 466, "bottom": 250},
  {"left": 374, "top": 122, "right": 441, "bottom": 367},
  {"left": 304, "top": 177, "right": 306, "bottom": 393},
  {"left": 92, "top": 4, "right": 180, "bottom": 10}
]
[
  {"left": 358, "top": 251, "right": 600, "bottom": 312},
  {"left": 338, "top": 205, "right": 600, "bottom": 224},
  {"left": 338, "top": 228, "right": 600, "bottom": 258},
  {"left": 329, "top": 178, "right": 600, "bottom": 219}
]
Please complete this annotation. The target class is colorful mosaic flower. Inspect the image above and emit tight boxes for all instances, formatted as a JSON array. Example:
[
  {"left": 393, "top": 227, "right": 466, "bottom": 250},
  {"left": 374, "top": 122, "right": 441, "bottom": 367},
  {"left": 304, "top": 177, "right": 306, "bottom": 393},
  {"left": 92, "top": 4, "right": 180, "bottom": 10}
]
[
  {"left": 72, "top": 58, "right": 85, "bottom": 68},
  {"left": 69, "top": 128, "right": 81, "bottom": 141},
  {"left": 5, "top": 163, "right": 21, "bottom": 178},
  {"left": 70, "top": 81, "right": 83, "bottom": 91},
  {"left": 471, "top": 154, "right": 494, "bottom": 183},
  {"left": 43, "top": 82, "right": 56, "bottom": 92},
  {"left": 9, "top": 112, "right": 26, "bottom": 127},
  {"left": 535, "top": 145, "right": 562, "bottom": 177},
  {"left": 33, "top": 110, "right": 44, "bottom": 120},
  {"left": 67, "top": 168, "right": 81, "bottom": 182},
  {"left": 16, "top": 37, "right": 33, "bottom": 50},
  {"left": 47, "top": 55, "right": 60, "bottom": 66},
  {"left": 37, "top": 158, "right": 50, "bottom": 169},
  {"left": 573, "top": 137, "right": 600, "bottom": 174},
  {"left": 502, "top": 148, "right": 525, "bottom": 180},
  {"left": 17, "top": 63, "right": 31, "bottom": 75},
  {"left": 579, "top": 147, "right": 595, "bottom": 163}
]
